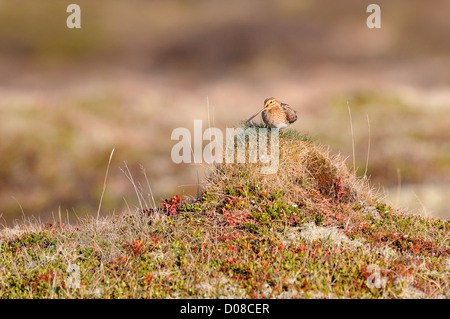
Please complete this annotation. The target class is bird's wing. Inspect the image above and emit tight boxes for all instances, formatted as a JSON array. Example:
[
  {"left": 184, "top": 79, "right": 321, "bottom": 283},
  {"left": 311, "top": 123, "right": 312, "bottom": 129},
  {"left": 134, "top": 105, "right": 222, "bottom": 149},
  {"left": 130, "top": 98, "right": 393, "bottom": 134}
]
[
  {"left": 281, "top": 103, "right": 298, "bottom": 123},
  {"left": 280, "top": 103, "right": 296, "bottom": 113}
]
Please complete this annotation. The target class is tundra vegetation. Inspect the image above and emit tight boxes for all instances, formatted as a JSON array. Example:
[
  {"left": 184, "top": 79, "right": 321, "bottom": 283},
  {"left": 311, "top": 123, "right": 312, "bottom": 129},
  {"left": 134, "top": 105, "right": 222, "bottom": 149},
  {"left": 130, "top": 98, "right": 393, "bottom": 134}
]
[{"left": 0, "top": 126, "right": 448, "bottom": 298}]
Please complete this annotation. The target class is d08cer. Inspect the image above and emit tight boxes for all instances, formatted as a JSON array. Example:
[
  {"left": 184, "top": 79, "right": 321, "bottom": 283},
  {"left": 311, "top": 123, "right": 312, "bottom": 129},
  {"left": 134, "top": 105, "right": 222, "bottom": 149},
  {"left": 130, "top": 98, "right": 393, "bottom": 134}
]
[{"left": 224, "top": 303, "right": 269, "bottom": 314}]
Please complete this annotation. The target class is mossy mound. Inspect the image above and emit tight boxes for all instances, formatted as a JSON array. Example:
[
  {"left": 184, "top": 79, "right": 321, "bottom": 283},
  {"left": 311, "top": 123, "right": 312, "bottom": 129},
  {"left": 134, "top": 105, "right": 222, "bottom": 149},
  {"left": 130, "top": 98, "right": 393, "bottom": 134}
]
[{"left": 0, "top": 126, "right": 448, "bottom": 299}]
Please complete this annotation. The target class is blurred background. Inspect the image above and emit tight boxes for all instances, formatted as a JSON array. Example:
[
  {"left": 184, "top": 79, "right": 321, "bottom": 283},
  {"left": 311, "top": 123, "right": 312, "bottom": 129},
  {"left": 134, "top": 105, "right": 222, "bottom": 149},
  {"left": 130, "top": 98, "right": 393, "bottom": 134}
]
[{"left": 0, "top": 0, "right": 449, "bottom": 226}]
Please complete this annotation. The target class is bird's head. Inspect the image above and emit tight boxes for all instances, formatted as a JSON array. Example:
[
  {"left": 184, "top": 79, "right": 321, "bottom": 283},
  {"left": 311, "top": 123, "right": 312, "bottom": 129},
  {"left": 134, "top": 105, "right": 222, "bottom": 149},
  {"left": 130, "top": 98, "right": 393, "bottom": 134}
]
[
  {"left": 264, "top": 97, "right": 279, "bottom": 109},
  {"left": 245, "top": 97, "right": 281, "bottom": 123}
]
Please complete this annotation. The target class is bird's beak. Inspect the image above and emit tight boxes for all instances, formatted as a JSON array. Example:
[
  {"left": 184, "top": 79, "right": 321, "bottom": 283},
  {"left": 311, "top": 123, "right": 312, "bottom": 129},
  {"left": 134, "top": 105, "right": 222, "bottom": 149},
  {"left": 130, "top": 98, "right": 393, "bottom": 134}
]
[{"left": 246, "top": 108, "right": 265, "bottom": 123}]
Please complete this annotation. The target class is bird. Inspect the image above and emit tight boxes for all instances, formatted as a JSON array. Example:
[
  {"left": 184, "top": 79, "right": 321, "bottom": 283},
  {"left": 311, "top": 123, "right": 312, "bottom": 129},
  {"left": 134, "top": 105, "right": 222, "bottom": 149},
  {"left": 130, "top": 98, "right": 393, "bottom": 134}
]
[{"left": 246, "top": 97, "right": 297, "bottom": 129}]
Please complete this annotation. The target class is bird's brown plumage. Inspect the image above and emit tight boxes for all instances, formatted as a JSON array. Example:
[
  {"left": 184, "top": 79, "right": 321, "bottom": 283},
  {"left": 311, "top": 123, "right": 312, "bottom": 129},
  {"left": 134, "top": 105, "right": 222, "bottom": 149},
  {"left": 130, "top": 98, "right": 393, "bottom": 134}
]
[{"left": 260, "top": 98, "right": 297, "bottom": 129}]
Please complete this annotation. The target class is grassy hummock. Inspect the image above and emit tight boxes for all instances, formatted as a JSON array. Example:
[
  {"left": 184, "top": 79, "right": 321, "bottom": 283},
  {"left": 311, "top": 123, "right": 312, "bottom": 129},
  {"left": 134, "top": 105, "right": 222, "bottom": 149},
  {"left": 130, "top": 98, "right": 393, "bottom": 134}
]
[{"left": 0, "top": 126, "right": 448, "bottom": 298}]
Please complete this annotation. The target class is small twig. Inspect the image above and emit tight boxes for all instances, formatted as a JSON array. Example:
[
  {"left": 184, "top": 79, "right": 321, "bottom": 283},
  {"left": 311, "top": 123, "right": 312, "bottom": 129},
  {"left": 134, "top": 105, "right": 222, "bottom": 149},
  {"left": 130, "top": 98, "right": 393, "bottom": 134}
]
[
  {"left": 11, "top": 196, "right": 26, "bottom": 220},
  {"left": 413, "top": 191, "right": 429, "bottom": 218},
  {"left": 120, "top": 162, "right": 143, "bottom": 210},
  {"left": 97, "top": 148, "right": 115, "bottom": 221},
  {"left": 364, "top": 114, "right": 371, "bottom": 179},
  {"left": 347, "top": 102, "right": 356, "bottom": 176},
  {"left": 396, "top": 168, "right": 401, "bottom": 209},
  {"left": 141, "top": 165, "right": 157, "bottom": 210}
]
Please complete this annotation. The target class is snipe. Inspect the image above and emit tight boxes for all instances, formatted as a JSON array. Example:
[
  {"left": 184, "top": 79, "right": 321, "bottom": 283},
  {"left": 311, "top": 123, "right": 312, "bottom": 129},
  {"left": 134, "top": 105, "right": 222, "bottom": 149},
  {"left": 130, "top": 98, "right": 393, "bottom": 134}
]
[{"left": 246, "top": 97, "right": 297, "bottom": 129}]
